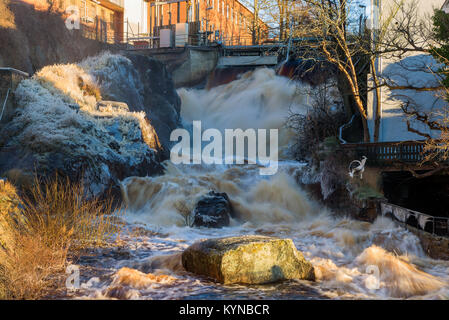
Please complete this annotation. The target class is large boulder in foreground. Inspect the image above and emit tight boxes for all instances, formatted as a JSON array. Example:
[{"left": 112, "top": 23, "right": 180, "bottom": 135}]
[
  {"left": 182, "top": 236, "right": 315, "bottom": 284},
  {"left": 191, "top": 191, "right": 234, "bottom": 228}
]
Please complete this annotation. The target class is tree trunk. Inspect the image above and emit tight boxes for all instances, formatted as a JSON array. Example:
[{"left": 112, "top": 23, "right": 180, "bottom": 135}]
[
  {"left": 355, "top": 96, "right": 371, "bottom": 142},
  {"left": 371, "top": 57, "right": 382, "bottom": 142},
  {"left": 252, "top": 0, "right": 258, "bottom": 45}
]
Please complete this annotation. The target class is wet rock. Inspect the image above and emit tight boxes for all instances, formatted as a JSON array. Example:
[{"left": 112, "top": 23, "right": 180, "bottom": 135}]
[
  {"left": 182, "top": 235, "right": 315, "bottom": 284},
  {"left": 113, "top": 53, "right": 181, "bottom": 155},
  {"left": 191, "top": 191, "right": 234, "bottom": 228}
]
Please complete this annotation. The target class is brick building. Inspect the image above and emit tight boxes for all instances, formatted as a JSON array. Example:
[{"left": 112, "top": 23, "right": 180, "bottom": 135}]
[
  {"left": 21, "top": 0, "right": 124, "bottom": 43},
  {"left": 147, "top": 0, "right": 268, "bottom": 46}
]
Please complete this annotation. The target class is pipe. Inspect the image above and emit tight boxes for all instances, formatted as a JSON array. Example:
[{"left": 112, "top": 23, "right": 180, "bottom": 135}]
[{"left": 339, "top": 113, "right": 356, "bottom": 144}]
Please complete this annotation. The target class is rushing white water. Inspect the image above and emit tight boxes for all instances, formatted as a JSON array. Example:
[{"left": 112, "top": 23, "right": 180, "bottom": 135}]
[
  {"left": 75, "top": 68, "right": 449, "bottom": 300},
  {"left": 178, "top": 68, "right": 309, "bottom": 155}
]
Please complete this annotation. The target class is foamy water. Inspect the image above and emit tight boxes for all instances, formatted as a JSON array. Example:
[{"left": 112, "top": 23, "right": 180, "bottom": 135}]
[{"left": 71, "top": 68, "right": 449, "bottom": 300}]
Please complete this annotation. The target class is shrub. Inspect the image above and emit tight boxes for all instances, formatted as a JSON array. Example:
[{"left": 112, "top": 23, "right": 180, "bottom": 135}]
[
  {"left": 286, "top": 81, "right": 346, "bottom": 162},
  {"left": 0, "top": 176, "right": 121, "bottom": 299},
  {"left": 21, "top": 175, "right": 122, "bottom": 251}
]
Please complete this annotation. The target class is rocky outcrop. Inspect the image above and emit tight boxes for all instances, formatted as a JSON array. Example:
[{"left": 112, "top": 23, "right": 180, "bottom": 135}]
[
  {"left": 125, "top": 54, "right": 181, "bottom": 154},
  {"left": 0, "top": 53, "right": 179, "bottom": 197},
  {"left": 191, "top": 191, "right": 234, "bottom": 228},
  {"left": 182, "top": 236, "right": 315, "bottom": 284},
  {"left": 81, "top": 53, "right": 181, "bottom": 155}
]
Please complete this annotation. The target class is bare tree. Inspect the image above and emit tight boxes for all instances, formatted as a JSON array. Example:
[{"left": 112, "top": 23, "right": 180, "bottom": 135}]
[{"left": 292, "top": 0, "right": 432, "bottom": 143}]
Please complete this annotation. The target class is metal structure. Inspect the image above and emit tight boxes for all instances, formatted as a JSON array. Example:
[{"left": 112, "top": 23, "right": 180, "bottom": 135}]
[
  {"left": 381, "top": 202, "right": 449, "bottom": 238},
  {"left": 341, "top": 141, "right": 426, "bottom": 165}
]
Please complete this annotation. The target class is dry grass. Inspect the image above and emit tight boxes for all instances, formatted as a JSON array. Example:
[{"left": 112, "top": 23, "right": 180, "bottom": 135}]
[
  {"left": 0, "top": 176, "right": 122, "bottom": 299},
  {"left": 0, "top": 0, "right": 15, "bottom": 29},
  {"left": 21, "top": 175, "right": 122, "bottom": 251}
]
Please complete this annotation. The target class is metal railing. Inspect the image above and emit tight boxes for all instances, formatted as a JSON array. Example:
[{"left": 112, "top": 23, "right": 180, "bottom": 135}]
[
  {"left": 341, "top": 141, "right": 426, "bottom": 164},
  {"left": 125, "top": 21, "right": 282, "bottom": 50},
  {"left": 381, "top": 202, "right": 449, "bottom": 237}
]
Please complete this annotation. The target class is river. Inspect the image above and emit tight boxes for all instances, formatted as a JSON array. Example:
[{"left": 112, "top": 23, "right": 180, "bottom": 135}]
[{"left": 70, "top": 68, "right": 449, "bottom": 300}]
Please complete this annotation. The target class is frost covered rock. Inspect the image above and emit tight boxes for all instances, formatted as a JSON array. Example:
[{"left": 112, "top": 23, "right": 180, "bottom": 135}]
[
  {"left": 80, "top": 52, "right": 181, "bottom": 154},
  {"left": 96, "top": 101, "right": 129, "bottom": 113},
  {"left": 0, "top": 53, "right": 177, "bottom": 197},
  {"left": 191, "top": 191, "right": 234, "bottom": 228},
  {"left": 182, "top": 236, "right": 315, "bottom": 284}
]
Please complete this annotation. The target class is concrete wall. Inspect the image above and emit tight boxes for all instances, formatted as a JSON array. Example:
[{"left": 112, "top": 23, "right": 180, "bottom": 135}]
[
  {"left": 367, "top": 0, "right": 446, "bottom": 142},
  {"left": 136, "top": 46, "right": 220, "bottom": 87}
]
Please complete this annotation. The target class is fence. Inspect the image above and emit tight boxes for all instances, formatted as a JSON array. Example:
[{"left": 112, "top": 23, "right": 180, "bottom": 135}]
[
  {"left": 380, "top": 202, "right": 449, "bottom": 237},
  {"left": 341, "top": 141, "right": 426, "bottom": 164},
  {"left": 126, "top": 22, "right": 279, "bottom": 49}
]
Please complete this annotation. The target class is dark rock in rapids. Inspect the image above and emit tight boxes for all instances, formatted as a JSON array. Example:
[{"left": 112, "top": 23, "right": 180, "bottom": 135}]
[{"left": 191, "top": 191, "right": 234, "bottom": 228}]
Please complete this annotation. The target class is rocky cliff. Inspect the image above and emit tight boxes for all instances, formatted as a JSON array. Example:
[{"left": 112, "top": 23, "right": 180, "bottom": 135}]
[{"left": 0, "top": 52, "right": 181, "bottom": 197}]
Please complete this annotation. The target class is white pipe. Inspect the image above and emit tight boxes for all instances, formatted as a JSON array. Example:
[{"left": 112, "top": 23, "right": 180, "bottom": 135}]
[{"left": 339, "top": 114, "right": 356, "bottom": 144}]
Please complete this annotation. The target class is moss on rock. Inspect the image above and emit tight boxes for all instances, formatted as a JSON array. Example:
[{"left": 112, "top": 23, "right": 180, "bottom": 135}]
[{"left": 182, "top": 235, "right": 315, "bottom": 284}]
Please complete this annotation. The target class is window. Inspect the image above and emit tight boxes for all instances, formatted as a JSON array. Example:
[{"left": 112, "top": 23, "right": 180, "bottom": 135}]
[
  {"left": 177, "top": 2, "right": 180, "bottom": 23},
  {"left": 80, "top": 0, "right": 86, "bottom": 19}
]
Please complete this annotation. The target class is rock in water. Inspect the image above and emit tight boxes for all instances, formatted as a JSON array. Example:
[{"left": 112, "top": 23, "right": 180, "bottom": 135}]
[
  {"left": 191, "top": 191, "right": 234, "bottom": 228},
  {"left": 182, "top": 236, "right": 315, "bottom": 284}
]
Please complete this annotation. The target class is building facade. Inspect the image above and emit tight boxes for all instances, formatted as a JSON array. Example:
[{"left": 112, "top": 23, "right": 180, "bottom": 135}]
[
  {"left": 22, "top": 0, "right": 124, "bottom": 43},
  {"left": 366, "top": 0, "right": 446, "bottom": 142},
  {"left": 147, "top": 0, "right": 268, "bottom": 46}
]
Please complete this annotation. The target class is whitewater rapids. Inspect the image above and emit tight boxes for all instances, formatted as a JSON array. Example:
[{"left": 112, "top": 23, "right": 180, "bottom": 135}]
[{"left": 76, "top": 68, "right": 449, "bottom": 300}]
